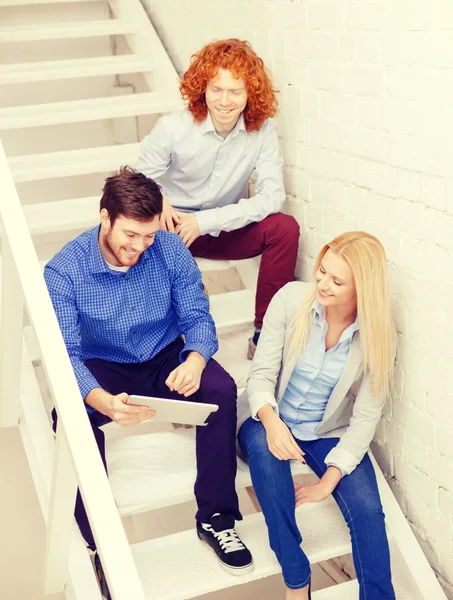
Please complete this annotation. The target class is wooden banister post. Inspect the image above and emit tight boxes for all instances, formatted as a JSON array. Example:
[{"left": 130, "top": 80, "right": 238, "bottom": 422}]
[
  {"left": 44, "top": 422, "right": 78, "bottom": 595},
  {"left": 0, "top": 234, "right": 24, "bottom": 428}
]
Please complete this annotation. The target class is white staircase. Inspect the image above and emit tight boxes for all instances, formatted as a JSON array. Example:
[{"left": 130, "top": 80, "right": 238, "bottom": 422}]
[{"left": 0, "top": 1, "right": 448, "bottom": 600}]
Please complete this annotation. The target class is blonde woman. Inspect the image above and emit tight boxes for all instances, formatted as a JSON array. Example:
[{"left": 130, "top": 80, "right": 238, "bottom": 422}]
[{"left": 237, "top": 232, "right": 396, "bottom": 600}]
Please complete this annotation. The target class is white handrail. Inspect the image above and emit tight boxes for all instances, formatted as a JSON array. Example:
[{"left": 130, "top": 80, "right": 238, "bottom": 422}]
[{"left": 0, "top": 141, "right": 146, "bottom": 599}]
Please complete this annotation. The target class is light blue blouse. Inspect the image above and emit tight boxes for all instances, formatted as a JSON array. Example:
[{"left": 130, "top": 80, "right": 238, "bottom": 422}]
[{"left": 279, "top": 303, "right": 359, "bottom": 442}]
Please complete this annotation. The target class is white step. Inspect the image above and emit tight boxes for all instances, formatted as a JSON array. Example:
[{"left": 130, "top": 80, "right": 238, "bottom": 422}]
[
  {"left": 313, "top": 580, "right": 413, "bottom": 599},
  {"left": 0, "top": 91, "right": 173, "bottom": 129},
  {"left": 24, "top": 196, "right": 99, "bottom": 235},
  {"left": 0, "top": 19, "right": 135, "bottom": 43},
  {"left": 213, "top": 327, "right": 251, "bottom": 389},
  {"left": 210, "top": 288, "right": 255, "bottom": 332},
  {"left": 131, "top": 502, "right": 351, "bottom": 600},
  {"left": 0, "top": 55, "right": 150, "bottom": 85},
  {"left": 8, "top": 142, "right": 140, "bottom": 182},
  {"left": 314, "top": 580, "right": 358, "bottom": 599},
  {"left": 0, "top": 0, "right": 101, "bottom": 4},
  {"left": 194, "top": 257, "right": 231, "bottom": 272},
  {"left": 106, "top": 427, "right": 311, "bottom": 516}
]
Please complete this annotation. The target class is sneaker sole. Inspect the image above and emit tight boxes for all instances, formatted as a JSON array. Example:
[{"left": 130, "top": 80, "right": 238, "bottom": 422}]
[{"left": 198, "top": 537, "right": 255, "bottom": 576}]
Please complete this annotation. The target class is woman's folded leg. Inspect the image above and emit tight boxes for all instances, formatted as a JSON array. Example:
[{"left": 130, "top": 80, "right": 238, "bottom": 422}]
[{"left": 238, "top": 417, "right": 310, "bottom": 590}]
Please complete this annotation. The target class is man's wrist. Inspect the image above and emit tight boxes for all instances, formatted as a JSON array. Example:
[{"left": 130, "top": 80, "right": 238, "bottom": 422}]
[
  {"left": 186, "top": 351, "right": 206, "bottom": 368},
  {"left": 85, "top": 387, "right": 112, "bottom": 417}
]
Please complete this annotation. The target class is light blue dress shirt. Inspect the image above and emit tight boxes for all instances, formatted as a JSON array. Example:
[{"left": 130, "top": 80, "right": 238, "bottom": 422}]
[
  {"left": 279, "top": 303, "right": 359, "bottom": 443},
  {"left": 44, "top": 226, "right": 218, "bottom": 405},
  {"left": 136, "top": 108, "right": 285, "bottom": 237}
]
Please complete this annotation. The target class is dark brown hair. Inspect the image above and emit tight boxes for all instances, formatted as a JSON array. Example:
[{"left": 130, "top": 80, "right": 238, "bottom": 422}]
[{"left": 100, "top": 166, "right": 162, "bottom": 226}]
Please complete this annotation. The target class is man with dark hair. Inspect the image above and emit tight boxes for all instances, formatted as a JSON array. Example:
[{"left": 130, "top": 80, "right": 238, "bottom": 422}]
[
  {"left": 137, "top": 38, "right": 300, "bottom": 360},
  {"left": 44, "top": 167, "right": 253, "bottom": 599}
]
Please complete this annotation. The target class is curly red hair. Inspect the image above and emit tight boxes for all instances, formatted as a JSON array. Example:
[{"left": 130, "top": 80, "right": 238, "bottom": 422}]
[{"left": 179, "top": 39, "right": 278, "bottom": 132}]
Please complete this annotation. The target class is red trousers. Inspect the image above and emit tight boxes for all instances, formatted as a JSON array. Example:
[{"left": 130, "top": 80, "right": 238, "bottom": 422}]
[{"left": 190, "top": 213, "right": 300, "bottom": 329}]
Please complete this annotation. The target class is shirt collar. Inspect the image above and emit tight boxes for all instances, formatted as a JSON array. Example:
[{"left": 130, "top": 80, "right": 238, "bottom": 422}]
[
  {"left": 313, "top": 301, "right": 359, "bottom": 342},
  {"left": 200, "top": 111, "right": 246, "bottom": 138},
  {"left": 87, "top": 225, "right": 151, "bottom": 274}
]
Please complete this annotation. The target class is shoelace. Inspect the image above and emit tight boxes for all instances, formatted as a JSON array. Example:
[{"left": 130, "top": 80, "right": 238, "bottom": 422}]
[{"left": 203, "top": 524, "right": 245, "bottom": 554}]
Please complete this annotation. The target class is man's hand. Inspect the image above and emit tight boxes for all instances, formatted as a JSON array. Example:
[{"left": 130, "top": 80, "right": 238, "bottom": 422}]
[
  {"left": 160, "top": 195, "right": 181, "bottom": 233},
  {"left": 165, "top": 352, "right": 206, "bottom": 397},
  {"left": 175, "top": 212, "right": 200, "bottom": 248},
  {"left": 258, "top": 405, "right": 305, "bottom": 463},
  {"left": 85, "top": 388, "right": 154, "bottom": 427}
]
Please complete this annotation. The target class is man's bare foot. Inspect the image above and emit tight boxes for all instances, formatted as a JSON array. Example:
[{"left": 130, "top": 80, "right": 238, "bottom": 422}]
[{"left": 286, "top": 583, "right": 310, "bottom": 600}]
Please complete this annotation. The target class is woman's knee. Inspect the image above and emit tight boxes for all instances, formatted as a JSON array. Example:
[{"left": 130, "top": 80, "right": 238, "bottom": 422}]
[
  {"left": 239, "top": 418, "right": 272, "bottom": 460},
  {"left": 338, "top": 470, "right": 385, "bottom": 524}
]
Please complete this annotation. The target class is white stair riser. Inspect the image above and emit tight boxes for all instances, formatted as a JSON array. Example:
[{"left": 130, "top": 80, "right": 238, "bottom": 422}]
[
  {"left": 0, "top": 93, "right": 177, "bottom": 130},
  {"left": 0, "top": 19, "right": 135, "bottom": 43},
  {"left": 8, "top": 143, "right": 141, "bottom": 182},
  {"left": 0, "top": 56, "right": 151, "bottom": 85}
]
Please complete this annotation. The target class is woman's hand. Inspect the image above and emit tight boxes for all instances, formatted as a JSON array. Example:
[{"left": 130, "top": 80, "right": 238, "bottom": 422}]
[
  {"left": 294, "top": 465, "right": 342, "bottom": 506},
  {"left": 258, "top": 405, "right": 305, "bottom": 463},
  {"left": 295, "top": 482, "right": 331, "bottom": 506}
]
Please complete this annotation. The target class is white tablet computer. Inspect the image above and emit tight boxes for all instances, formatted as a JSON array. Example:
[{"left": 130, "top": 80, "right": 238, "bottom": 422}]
[{"left": 127, "top": 395, "right": 219, "bottom": 427}]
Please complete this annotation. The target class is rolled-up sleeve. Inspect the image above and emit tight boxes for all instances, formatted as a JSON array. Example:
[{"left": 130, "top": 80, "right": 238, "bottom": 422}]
[{"left": 246, "top": 285, "right": 288, "bottom": 418}]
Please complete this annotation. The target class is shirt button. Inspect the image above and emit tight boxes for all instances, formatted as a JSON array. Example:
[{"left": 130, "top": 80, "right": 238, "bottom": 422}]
[
  {"left": 133, "top": 331, "right": 136, "bottom": 335},
  {"left": 131, "top": 306, "right": 135, "bottom": 311},
  {"left": 125, "top": 276, "right": 129, "bottom": 281}
]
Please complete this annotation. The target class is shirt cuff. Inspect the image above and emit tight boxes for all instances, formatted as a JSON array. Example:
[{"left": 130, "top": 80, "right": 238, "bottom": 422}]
[
  {"left": 248, "top": 392, "right": 278, "bottom": 420},
  {"left": 78, "top": 375, "right": 102, "bottom": 405},
  {"left": 195, "top": 209, "right": 220, "bottom": 237},
  {"left": 180, "top": 342, "right": 215, "bottom": 365},
  {"left": 324, "top": 447, "right": 360, "bottom": 476}
]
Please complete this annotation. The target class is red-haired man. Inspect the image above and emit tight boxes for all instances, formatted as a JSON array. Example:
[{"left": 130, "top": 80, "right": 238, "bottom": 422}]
[{"left": 137, "top": 39, "right": 299, "bottom": 358}]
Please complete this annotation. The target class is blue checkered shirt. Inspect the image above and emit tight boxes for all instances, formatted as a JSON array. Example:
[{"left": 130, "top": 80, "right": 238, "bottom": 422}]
[{"left": 44, "top": 226, "right": 218, "bottom": 403}]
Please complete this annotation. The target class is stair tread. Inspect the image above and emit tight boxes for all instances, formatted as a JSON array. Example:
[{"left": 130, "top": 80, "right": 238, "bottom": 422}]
[
  {"left": 0, "top": 0, "right": 100, "bottom": 4},
  {"left": 0, "top": 54, "right": 150, "bottom": 85},
  {"left": 24, "top": 196, "right": 100, "bottom": 234},
  {"left": 0, "top": 19, "right": 135, "bottom": 43},
  {"left": 313, "top": 580, "right": 358, "bottom": 599},
  {"left": 0, "top": 91, "right": 176, "bottom": 129},
  {"left": 314, "top": 580, "right": 413, "bottom": 599},
  {"left": 209, "top": 288, "right": 255, "bottom": 332},
  {"left": 8, "top": 142, "right": 140, "bottom": 182},
  {"left": 106, "top": 425, "right": 311, "bottom": 516},
  {"left": 130, "top": 503, "right": 350, "bottom": 599},
  {"left": 194, "top": 257, "right": 231, "bottom": 272}
]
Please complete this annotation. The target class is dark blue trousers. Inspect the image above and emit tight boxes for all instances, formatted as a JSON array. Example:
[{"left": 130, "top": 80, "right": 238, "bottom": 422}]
[{"left": 53, "top": 338, "right": 240, "bottom": 550}]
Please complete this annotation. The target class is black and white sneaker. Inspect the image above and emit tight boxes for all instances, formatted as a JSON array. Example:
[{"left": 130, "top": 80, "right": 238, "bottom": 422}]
[
  {"left": 93, "top": 551, "right": 112, "bottom": 600},
  {"left": 197, "top": 513, "right": 254, "bottom": 576}
]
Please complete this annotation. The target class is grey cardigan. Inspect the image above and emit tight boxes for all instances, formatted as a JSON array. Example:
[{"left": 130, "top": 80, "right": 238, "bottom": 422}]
[{"left": 237, "top": 281, "right": 395, "bottom": 475}]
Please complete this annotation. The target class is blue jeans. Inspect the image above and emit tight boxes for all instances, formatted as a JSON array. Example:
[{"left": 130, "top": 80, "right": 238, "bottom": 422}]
[{"left": 238, "top": 418, "right": 395, "bottom": 599}]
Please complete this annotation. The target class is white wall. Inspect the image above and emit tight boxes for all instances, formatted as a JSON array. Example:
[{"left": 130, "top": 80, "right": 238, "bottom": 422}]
[{"left": 141, "top": 0, "right": 453, "bottom": 596}]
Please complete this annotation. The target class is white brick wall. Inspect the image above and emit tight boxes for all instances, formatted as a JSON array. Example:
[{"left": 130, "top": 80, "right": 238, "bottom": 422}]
[{"left": 141, "top": 0, "right": 453, "bottom": 595}]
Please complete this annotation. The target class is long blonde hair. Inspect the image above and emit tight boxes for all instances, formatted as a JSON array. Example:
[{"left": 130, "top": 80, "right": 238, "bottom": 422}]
[{"left": 289, "top": 231, "right": 393, "bottom": 398}]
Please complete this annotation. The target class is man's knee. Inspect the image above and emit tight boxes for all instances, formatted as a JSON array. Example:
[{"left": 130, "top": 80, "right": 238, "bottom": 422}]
[
  {"left": 264, "top": 213, "right": 300, "bottom": 243},
  {"left": 200, "top": 361, "right": 237, "bottom": 408}
]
